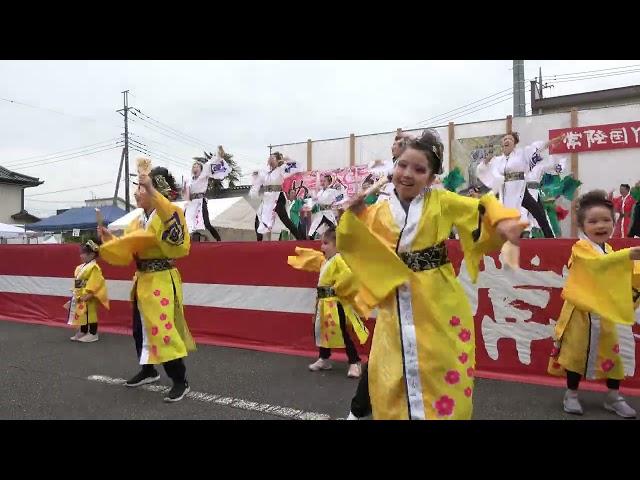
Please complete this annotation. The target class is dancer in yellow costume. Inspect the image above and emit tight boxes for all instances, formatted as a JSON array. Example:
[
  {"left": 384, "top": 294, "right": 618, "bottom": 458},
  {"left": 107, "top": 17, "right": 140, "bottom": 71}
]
[
  {"left": 98, "top": 162, "right": 196, "bottom": 403},
  {"left": 288, "top": 227, "right": 369, "bottom": 378},
  {"left": 66, "top": 240, "right": 109, "bottom": 343},
  {"left": 548, "top": 190, "right": 640, "bottom": 418},
  {"left": 337, "top": 129, "right": 525, "bottom": 420}
]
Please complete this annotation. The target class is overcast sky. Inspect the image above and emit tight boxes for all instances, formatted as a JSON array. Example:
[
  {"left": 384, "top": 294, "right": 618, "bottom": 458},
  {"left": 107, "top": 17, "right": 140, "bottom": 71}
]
[{"left": 0, "top": 60, "right": 638, "bottom": 218}]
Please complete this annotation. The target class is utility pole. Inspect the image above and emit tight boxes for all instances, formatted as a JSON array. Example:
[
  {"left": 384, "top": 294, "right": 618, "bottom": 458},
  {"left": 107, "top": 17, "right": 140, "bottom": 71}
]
[
  {"left": 513, "top": 60, "right": 526, "bottom": 117},
  {"left": 113, "top": 148, "right": 125, "bottom": 207},
  {"left": 116, "top": 90, "right": 131, "bottom": 212}
]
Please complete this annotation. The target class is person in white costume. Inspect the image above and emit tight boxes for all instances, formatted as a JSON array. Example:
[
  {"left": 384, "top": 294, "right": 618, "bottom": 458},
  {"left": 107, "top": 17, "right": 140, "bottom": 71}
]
[
  {"left": 476, "top": 131, "right": 564, "bottom": 238},
  {"left": 305, "top": 173, "right": 345, "bottom": 239},
  {"left": 250, "top": 151, "right": 305, "bottom": 241},
  {"left": 372, "top": 133, "right": 415, "bottom": 203},
  {"left": 183, "top": 146, "right": 231, "bottom": 242},
  {"left": 524, "top": 155, "right": 567, "bottom": 238}
]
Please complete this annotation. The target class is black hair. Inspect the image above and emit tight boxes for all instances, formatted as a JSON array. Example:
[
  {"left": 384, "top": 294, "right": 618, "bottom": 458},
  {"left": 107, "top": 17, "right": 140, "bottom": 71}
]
[
  {"left": 621, "top": 183, "right": 631, "bottom": 190},
  {"left": 80, "top": 239, "right": 100, "bottom": 257},
  {"left": 576, "top": 190, "right": 614, "bottom": 227},
  {"left": 405, "top": 129, "right": 444, "bottom": 174},
  {"left": 322, "top": 226, "right": 337, "bottom": 243},
  {"left": 150, "top": 166, "right": 179, "bottom": 200}
]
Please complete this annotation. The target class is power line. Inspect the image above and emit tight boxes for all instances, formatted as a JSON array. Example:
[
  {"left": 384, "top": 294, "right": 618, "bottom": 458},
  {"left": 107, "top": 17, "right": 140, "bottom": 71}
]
[
  {"left": 543, "top": 63, "right": 640, "bottom": 79},
  {"left": 9, "top": 145, "right": 123, "bottom": 171},
  {"left": 407, "top": 86, "right": 514, "bottom": 129},
  {"left": 128, "top": 115, "right": 204, "bottom": 150},
  {"left": 26, "top": 181, "right": 113, "bottom": 197},
  {"left": 4, "top": 140, "right": 122, "bottom": 168},
  {"left": 128, "top": 137, "right": 190, "bottom": 167},
  {"left": 420, "top": 92, "right": 515, "bottom": 127},
  {"left": 547, "top": 69, "right": 640, "bottom": 84},
  {"left": 128, "top": 138, "right": 189, "bottom": 166},
  {"left": 2, "top": 137, "right": 119, "bottom": 168},
  {"left": 26, "top": 198, "right": 89, "bottom": 204},
  {"left": 133, "top": 108, "right": 217, "bottom": 151},
  {"left": 0, "top": 96, "right": 122, "bottom": 131},
  {"left": 129, "top": 145, "right": 190, "bottom": 171}
]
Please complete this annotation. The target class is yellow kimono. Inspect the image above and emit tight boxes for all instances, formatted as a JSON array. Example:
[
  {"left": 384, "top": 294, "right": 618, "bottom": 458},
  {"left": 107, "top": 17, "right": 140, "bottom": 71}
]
[
  {"left": 337, "top": 188, "right": 520, "bottom": 420},
  {"left": 100, "top": 189, "right": 196, "bottom": 365},
  {"left": 548, "top": 239, "right": 640, "bottom": 380},
  {"left": 288, "top": 248, "right": 369, "bottom": 348},
  {"left": 67, "top": 260, "right": 109, "bottom": 326}
]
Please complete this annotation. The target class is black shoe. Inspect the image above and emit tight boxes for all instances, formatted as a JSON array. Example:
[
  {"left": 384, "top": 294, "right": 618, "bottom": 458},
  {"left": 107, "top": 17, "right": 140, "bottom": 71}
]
[
  {"left": 125, "top": 369, "right": 160, "bottom": 387},
  {"left": 164, "top": 381, "right": 190, "bottom": 403}
]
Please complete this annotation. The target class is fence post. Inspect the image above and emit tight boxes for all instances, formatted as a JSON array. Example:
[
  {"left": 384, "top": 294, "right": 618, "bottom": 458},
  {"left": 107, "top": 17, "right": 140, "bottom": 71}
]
[
  {"left": 448, "top": 122, "right": 455, "bottom": 171},
  {"left": 306, "top": 139, "right": 312, "bottom": 171},
  {"left": 570, "top": 108, "right": 579, "bottom": 237},
  {"left": 349, "top": 133, "right": 355, "bottom": 167},
  {"left": 506, "top": 115, "right": 513, "bottom": 134}
]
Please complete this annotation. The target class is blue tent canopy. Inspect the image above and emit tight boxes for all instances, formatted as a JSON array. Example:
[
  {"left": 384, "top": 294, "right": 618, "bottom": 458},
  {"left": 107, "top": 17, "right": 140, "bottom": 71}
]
[{"left": 29, "top": 205, "right": 127, "bottom": 232}]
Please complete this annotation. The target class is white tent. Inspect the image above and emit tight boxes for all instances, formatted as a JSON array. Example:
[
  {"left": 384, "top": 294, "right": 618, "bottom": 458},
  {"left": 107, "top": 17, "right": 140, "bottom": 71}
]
[
  {"left": 0, "top": 222, "right": 32, "bottom": 239},
  {"left": 107, "top": 198, "right": 257, "bottom": 240}
]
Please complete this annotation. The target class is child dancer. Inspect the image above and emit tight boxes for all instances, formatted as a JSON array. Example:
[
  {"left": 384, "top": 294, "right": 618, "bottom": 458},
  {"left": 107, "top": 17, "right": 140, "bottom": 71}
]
[
  {"left": 548, "top": 190, "right": 640, "bottom": 417},
  {"left": 288, "top": 227, "right": 369, "bottom": 378},
  {"left": 66, "top": 240, "right": 109, "bottom": 343}
]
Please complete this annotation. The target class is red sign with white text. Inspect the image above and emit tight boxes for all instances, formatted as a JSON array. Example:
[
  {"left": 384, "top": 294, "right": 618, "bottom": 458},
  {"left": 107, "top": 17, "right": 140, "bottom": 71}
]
[{"left": 549, "top": 121, "right": 640, "bottom": 154}]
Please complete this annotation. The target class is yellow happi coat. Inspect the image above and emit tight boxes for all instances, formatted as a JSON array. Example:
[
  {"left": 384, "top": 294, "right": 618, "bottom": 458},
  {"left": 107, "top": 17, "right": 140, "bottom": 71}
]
[
  {"left": 548, "top": 239, "right": 640, "bottom": 380},
  {"left": 67, "top": 260, "right": 109, "bottom": 326},
  {"left": 288, "top": 248, "right": 369, "bottom": 348},
  {"left": 100, "top": 189, "right": 196, "bottom": 364},
  {"left": 337, "top": 188, "right": 520, "bottom": 420}
]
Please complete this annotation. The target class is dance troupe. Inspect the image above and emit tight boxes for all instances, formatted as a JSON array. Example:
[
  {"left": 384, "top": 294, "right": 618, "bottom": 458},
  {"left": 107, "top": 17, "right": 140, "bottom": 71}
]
[{"left": 63, "top": 130, "right": 640, "bottom": 417}]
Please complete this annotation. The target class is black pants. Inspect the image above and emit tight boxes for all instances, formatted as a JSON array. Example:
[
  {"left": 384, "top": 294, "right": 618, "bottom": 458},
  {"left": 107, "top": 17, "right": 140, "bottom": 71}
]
[
  {"left": 133, "top": 300, "right": 186, "bottom": 384},
  {"left": 309, "top": 216, "right": 336, "bottom": 240},
  {"left": 350, "top": 363, "right": 372, "bottom": 417},
  {"left": 566, "top": 370, "right": 620, "bottom": 390},
  {"left": 319, "top": 303, "right": 360, "bottom": 364},
  {"left": 628, "top": 203, "right": 640, "bottom": 237},
  {"left": 522, "top": 188, "right": 554, "bottom": 238},
  {"left": 80, "top": 320, "right": 97, "bottom": 335},
  {"left": 255, "top": 192, "right": 305, "bottom": 241},
  {"left": 199, "top": 197, "right": 221, "bottom": 242}
]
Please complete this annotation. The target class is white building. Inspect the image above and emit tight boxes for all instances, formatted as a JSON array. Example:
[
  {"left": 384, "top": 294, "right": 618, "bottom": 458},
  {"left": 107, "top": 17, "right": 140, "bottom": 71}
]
[
  {"left": 0, "top": 166, "right": 43, "bottom": 225},
  {"left": 85, "top": 196, "right": 127, "bottom": 210}
]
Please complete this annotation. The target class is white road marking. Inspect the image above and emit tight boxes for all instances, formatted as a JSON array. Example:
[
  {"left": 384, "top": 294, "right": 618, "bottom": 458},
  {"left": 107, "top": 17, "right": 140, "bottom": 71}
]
[{"left": 87, "top": 375, "right": 334, "bottom": 420}]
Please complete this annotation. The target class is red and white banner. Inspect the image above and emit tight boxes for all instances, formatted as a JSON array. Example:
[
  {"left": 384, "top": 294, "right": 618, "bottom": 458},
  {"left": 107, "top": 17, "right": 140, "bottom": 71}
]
[
  {"left": 549, "top": 121, "right": 640, "bottom": 154},
  {"left": 282, "top": 166, "right": 372, "bottom": 199},
  {"left": 1, "top": 240, "right": 640, "bottom": 394}
]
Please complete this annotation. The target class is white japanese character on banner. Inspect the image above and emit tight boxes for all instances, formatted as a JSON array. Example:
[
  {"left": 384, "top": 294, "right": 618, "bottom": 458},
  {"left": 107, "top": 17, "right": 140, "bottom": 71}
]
[
  {"left": 457, "top": 255, "right": 637, "bottom": 374},
  {"left": 583, "top": 129, "right": 608, "bottom": 148},
  {"left": 563, "top": 131, "right": 582, "bottom": 150},
  {"left": 609, "top": 127, "right": 628, "bottom": 144}
]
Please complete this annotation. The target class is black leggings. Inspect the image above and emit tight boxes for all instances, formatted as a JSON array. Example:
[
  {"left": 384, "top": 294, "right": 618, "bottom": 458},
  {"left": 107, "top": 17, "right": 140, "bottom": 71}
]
[
  {"left": 199, "top": 197, "right": 221, "bottom": 242},
  {"left": 522, "top": 188, "right": 554, "bottom": 238},
  {"left": 309, "top": 216, "right": 336, "bottom": 240},
  {"left": 350, "top": 363, "right": 372, "bottom": 417},
  {"left": 319, "top": 303, "right": 360, "bottom": 364},
  {"left": 132, "top": 299, "right": 187, "bottom": 385},
  {"left": 566, "top": 370, "right": 620, "bottom": 391},
  {"left": 80, "top": 322, "right": 97, "bottom": 335},
  {"left": 255, "top": 192, "right": 305, "bottom": 241}
]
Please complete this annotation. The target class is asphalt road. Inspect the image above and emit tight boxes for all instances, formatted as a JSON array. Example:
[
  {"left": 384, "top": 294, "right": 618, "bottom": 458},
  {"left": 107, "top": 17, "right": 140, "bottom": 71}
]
[{"left": 0, "top": 320, "right": 637, "bottom": 420}]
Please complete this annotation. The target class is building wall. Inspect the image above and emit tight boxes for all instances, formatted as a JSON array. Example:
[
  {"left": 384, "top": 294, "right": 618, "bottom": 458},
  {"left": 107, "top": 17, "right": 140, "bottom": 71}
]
[
  {"left": 270, "top": 102, "right": 640, "bottom": 237},
  {"left": 0, "top": 184, "right": 23, "bottom": 224}
]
